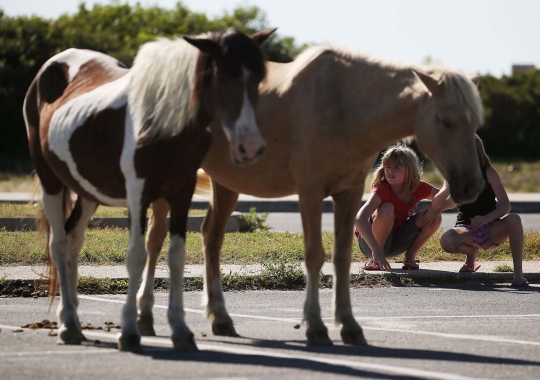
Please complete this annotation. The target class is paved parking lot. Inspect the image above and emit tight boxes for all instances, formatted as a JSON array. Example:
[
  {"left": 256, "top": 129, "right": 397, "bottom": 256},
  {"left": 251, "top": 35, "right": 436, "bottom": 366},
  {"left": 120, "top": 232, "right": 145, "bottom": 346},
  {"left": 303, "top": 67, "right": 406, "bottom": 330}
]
[{"left": 2, "top": 286, "right": 540, "bottom": 379}]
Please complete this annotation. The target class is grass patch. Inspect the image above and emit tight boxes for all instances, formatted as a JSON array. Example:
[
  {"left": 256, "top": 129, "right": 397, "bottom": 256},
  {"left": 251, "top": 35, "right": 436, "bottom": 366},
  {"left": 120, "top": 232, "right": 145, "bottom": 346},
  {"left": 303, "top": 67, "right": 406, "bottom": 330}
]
[
  {"left": 0, "top": 203, "right": 207, "bottom": 218},
  {"left": 2, "top": 228, "right": 540, "bottom": 267},
  {"left": 493, "top": 264, "right": 514, "bottom": 273}
]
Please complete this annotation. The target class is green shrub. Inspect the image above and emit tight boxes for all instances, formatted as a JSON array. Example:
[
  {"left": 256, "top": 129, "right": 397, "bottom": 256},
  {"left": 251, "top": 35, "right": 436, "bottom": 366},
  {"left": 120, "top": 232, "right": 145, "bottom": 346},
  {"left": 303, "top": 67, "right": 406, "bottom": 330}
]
[{"left": 238, "top": 207, "right": 269, "bottom": 232}]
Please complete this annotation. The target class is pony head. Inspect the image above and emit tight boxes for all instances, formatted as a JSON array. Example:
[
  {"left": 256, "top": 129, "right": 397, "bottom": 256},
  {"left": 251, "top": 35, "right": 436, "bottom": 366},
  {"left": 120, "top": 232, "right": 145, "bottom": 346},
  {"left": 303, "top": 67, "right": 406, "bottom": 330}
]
[
  {"left": 413, "top": 69, "right": 484, "bottom": 204},
  {"left": 185, "top": 28, "right": 276, "bottom": 164}
]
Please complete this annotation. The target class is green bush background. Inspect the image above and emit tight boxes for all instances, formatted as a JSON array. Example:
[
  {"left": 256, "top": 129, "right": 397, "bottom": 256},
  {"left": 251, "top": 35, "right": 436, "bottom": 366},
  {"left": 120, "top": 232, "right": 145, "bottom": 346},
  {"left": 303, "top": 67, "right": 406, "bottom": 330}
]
[{"left": 1, "top": 1, "right": 539, "bottom": 171}]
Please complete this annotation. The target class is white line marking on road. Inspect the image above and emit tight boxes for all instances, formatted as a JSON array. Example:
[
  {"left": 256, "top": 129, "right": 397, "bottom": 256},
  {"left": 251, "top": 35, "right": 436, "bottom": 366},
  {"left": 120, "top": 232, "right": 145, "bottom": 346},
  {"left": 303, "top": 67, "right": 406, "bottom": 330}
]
[
  {"left": 78, "top": 295, "right": 301, "bottom": 322},
  {"left": 77, "top": 295, "right": 540, "bottom": 347},
  {"left": 335, "top": 314, "right": 540, "bottom": 321},
  {"left": 362, "top": 326, "right": 540, "bottom": 347},
  {"left": 0, "top": 348, "right": 117, "bottom": 358}
]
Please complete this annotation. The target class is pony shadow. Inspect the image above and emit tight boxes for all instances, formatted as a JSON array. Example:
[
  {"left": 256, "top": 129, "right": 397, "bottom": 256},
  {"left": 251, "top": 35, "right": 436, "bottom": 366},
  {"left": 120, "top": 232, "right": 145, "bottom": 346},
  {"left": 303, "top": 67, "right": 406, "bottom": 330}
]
[
  {"left": 80, "top": 335, "right": 540, "bottom": 379},
  {"left": 136, "top": 346, "right": 418, "bottom": 380},
  {"left": 199, "top": 336, "right": 540, "bottom": 367}
]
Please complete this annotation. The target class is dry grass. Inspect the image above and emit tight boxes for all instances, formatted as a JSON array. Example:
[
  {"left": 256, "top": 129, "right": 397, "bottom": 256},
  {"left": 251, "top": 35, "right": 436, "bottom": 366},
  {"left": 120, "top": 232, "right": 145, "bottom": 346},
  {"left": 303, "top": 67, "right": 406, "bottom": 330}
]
[
  {"left": 4, "top": 161, "right": 540, "bottom": 195},
  {"left": 363, "top": 161, "right": 540, "bottom": 193},
  {"left": 0, "top": 173, "right": 36, "bottom": 192}
]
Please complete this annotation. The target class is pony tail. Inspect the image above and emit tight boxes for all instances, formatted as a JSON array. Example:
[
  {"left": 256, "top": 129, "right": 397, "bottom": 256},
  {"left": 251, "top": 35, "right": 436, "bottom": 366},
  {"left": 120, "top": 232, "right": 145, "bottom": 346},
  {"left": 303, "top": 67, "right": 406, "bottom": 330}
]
[{"left": 194, "top": 169, "right": 212, "bottom": 195}]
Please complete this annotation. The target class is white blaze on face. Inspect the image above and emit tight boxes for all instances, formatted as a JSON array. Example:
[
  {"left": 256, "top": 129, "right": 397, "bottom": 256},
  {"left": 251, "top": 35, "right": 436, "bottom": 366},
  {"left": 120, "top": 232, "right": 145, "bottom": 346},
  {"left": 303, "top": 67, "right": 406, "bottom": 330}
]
[{"left": 229, "top": 67, "right": 265, "bottom": 163}]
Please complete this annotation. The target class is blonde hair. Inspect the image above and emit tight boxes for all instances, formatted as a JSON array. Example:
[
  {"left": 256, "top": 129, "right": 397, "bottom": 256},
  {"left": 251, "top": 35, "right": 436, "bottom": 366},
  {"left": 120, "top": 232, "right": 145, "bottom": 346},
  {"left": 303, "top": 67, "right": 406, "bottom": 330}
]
[
  {"left": 371, "top": 143, "right": 422, "bottom": 193},
  {"left": 474, "top": 134, "right": 491, "bottom": 168}
]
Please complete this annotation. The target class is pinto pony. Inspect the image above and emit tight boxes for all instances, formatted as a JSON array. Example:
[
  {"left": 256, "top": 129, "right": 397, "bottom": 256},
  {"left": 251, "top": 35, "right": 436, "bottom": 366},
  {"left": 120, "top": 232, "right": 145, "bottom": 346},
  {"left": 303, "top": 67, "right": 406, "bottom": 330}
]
[
  {"left": 143, "top": 46, "right": 485, "bottom": 346},
  {"left": 23, "top": 28, "right": 275, "bottom": 351}
]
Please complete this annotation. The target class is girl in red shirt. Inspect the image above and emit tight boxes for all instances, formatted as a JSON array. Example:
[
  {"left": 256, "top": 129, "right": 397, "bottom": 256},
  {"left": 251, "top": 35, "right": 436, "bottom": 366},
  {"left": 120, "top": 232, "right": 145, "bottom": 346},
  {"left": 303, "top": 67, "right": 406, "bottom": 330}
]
[{"left": 354, "top": 143, "right": 451, "bottom": 271}]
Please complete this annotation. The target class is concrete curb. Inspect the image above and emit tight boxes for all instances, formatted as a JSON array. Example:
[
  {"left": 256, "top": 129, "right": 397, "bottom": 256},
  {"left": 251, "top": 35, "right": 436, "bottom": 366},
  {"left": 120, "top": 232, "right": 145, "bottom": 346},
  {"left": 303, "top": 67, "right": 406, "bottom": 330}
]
[
  {"left": 0, "top": 213, "right": 241, "bottom": 232},
  {"left": 2, "top": 262, "right": 539, "bottom": 282}
]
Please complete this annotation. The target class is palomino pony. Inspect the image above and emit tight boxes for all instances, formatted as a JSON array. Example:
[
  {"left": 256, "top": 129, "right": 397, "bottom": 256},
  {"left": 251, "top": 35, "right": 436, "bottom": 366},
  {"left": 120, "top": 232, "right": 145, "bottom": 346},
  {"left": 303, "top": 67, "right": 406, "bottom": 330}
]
[
  {"left": 143, "top": 46, "right": 485, "bottom": 345},
  {"left": 23, "top": 28, "right": 275, "bottom": 351}
]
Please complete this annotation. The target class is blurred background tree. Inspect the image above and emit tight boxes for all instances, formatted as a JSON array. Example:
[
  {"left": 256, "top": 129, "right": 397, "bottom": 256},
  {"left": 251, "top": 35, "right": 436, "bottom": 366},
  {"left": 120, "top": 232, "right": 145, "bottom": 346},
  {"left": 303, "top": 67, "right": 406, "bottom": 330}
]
[
  {"left": 0, "top": 2, "right": 538, "bottom": 172},
  {"left": 0, "top": 2, "right": 307, "bottom": 171}
]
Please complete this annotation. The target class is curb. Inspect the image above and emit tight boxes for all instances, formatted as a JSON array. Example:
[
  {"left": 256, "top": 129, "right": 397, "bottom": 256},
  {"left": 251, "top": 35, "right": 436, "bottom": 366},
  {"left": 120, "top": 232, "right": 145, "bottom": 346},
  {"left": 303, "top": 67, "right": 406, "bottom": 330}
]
[
  {"left": 1, "top": 271, "right": 538, "bottom": 298},
  {"left": 0, "top": 213, "right": 241, "bottom": 232}
]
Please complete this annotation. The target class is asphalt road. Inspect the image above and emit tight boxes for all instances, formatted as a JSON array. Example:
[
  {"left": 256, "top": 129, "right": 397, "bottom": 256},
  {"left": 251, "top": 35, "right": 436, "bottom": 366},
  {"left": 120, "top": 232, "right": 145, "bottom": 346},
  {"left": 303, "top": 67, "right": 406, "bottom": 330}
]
[
  {"left": 265, "top": 213, "right": 540, "bottom": 233},
  {"left": 2, "top": 286, "right": 540, "bottom": 379}
]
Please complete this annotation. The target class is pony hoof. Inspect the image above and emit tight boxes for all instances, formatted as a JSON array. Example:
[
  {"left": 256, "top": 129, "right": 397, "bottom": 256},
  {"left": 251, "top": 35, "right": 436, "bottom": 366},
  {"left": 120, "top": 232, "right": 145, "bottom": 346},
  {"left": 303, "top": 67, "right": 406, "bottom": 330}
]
[
  {"left": 57, "top": 326, "right": 84, "bottom": 345},
  {"left": 341, "top": 328, "right": 367, "bottom": 345},
  {"left": 116, "top": 333, "right": 142, "bottom": 352},
  {"left": 212, "top": 321, "right": 239, "bottom": 337},
  {"left": 172, "top": 335, "right": 198, "bottom": 351},
  {"left": 137, "top": 316, "right": 156, "bottom": 336},
  {"left": 306, "top": 330, "right": 333, "bottom": 346}
]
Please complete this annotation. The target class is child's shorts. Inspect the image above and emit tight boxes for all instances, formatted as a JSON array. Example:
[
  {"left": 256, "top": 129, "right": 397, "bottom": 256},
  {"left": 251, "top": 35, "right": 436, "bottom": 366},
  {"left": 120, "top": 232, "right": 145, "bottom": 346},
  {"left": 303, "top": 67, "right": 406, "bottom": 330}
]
[
  {"left": 455, "top": 222, "right": 500, "bottom": 251},
  {"left": 358, "top": 214, "right": 420, "bottom": 258}
]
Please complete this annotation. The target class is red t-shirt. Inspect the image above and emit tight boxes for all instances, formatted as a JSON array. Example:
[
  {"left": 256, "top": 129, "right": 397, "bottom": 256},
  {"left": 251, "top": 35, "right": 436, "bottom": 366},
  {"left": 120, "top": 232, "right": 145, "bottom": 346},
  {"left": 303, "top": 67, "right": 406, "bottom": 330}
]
[{"left": 355, "top": 180, "right": 433, "bottom": 236}]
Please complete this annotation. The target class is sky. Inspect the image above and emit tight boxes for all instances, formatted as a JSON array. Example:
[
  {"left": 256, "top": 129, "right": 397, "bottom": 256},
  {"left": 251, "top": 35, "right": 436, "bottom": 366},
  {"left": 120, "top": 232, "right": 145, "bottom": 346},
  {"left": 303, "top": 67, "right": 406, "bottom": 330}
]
[{"left": 1, "top": 0, "right": 539, "bottom": 77}]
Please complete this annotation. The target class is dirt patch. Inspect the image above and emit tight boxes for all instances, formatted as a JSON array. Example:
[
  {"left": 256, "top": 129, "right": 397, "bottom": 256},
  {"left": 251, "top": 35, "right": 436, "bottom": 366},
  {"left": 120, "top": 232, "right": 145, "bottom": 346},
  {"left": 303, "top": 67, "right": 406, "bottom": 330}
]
[
  {"left": 21, "top": 319, "right": 57, "bottom": 329},
  {"left": 21, "top": 319, "right": 121, "bottom": 332},
  {"left": 0, "top": 279, "right": 48, "bottom": 298}
]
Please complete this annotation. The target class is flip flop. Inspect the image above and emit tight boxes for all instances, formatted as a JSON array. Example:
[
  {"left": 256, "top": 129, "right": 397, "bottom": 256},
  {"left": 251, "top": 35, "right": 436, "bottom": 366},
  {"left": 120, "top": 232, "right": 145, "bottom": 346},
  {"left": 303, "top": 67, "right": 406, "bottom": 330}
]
[
  {"left": 361, "top": 261, "right": 381, "bottom": 271},
  {"left": 511, "top": 279, "right": 530, "bottom": 288},
  {"left": 402, "top": 261, "right": 420, "bottom": 270},
  {"left": 459, "top": 263, "right": 481, "bottom": 273}
]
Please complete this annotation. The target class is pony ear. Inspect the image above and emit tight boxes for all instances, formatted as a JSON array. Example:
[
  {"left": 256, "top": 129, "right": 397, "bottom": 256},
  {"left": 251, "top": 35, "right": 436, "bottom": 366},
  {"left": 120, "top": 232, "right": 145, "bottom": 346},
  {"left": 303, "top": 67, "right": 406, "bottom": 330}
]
[
  {"left": 184, "top": 36, "right": 223, "bottom": 58},
  {"left": 250, "top": 28, "right": 277, "bottom": 46},
  {"left": 469, "top": 72, "right": 480, "bottom": 88},
  {"left": 412, "top": 69, "right": 444, "bottom": 96}
]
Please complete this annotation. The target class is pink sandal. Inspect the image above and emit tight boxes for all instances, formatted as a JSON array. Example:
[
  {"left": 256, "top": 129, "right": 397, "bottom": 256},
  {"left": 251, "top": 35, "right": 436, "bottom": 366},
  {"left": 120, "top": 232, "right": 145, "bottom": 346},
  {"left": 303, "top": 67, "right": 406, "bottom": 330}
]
[
  {"left": 361, "top": 261, "right": 381, "bottom": 271},
  {"left": 402, "top": 260, "right": 420, "bottom": 270},
  {"left": 459, "top": 262, "right": 481, "bottom": 273}
]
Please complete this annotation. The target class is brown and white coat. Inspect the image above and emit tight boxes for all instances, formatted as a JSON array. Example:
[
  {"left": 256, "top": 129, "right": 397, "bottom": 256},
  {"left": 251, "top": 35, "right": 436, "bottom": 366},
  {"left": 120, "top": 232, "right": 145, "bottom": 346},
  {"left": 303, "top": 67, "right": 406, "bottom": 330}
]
[{"left": 24, "top": 28, "right": 274, "bottom": 351}]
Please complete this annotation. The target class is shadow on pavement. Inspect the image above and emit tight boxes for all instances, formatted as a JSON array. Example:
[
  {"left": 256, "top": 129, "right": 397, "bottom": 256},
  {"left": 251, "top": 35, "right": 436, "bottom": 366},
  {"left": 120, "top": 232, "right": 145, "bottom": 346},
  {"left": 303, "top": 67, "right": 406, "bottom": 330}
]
[{"left": 197, "top": 336, "right": 540, "bottom": 367}]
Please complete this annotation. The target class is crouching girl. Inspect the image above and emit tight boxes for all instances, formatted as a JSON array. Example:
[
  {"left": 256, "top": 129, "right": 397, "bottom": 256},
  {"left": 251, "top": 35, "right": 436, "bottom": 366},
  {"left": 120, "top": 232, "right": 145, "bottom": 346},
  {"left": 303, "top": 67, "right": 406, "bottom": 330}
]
[
  {"left": 354, "top": 143, "right": 450, "bottom": 271},
  {"left": 434, "top": 135, "right": 528, "bottom": 287}
]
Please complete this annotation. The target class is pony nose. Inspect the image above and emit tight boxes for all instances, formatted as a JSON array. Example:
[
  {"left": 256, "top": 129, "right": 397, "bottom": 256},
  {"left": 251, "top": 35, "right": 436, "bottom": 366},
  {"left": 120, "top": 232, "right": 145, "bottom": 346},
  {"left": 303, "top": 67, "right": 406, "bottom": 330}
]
[{"left": 234, "top": 141, "right": 266, "bottom": 163}]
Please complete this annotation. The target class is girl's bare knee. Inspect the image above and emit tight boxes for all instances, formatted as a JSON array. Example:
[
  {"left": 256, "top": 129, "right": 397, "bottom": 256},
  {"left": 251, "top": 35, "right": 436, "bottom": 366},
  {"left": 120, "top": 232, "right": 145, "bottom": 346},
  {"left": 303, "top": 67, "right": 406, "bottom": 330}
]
[
  {"left": 440, "top": 232, "right": 456, "bottom": 252},
  {"left": 506, "top": 213, "right": 522, "bottom": 227},
  {"left": 377, "top": 202, "right": 395, "bottom": 221}
]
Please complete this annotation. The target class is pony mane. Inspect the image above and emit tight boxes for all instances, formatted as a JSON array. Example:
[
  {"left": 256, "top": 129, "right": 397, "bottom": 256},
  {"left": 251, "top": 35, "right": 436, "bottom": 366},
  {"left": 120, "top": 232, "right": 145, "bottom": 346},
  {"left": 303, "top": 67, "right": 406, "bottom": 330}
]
[
  {"left": 129, "top": 36, "right": 201, "bottom": 143},
  {"left": 426, "top": 68, "right": 484, "bottom": 126},
  {"left": 280, "top": 46, "right": 484, "bottom": 125}
]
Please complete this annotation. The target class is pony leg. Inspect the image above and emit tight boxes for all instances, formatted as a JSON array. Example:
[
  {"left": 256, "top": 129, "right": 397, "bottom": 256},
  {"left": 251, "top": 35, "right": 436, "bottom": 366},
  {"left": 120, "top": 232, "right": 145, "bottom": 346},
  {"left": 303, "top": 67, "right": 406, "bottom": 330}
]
[
  {"left": 332, "top": 189, "right": 367, "bottom": 345},
  {"left": 117, "top": 178, "right": 147, "bottom": 352},
  {"left": 137, "top": 198, "right": 169, "bottom": 336},
  {"left": 65, "top": 197, "right": 98, "bottom": 310},
  {"left": 167, "top": 186, "right": 198, "bottom": 351},
  {"left": 298, "top": 189, "right": 331, "bottom": 345},
  {"left": 201, "top": 180, "right": 239, "bottom": 336},
  {"left": 41, "top": 189, "right": 83, "bottom": 345}
]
